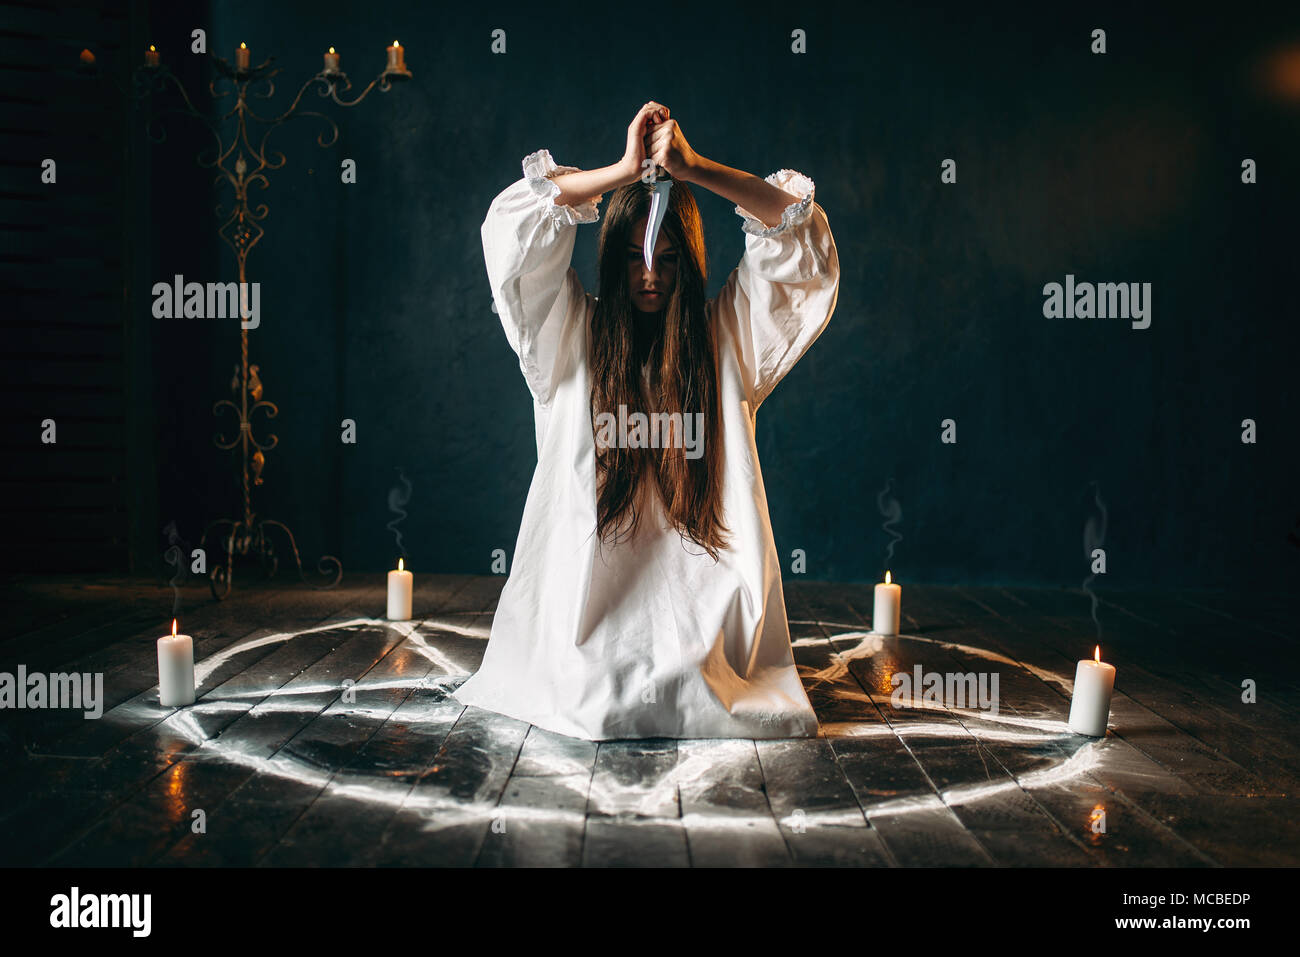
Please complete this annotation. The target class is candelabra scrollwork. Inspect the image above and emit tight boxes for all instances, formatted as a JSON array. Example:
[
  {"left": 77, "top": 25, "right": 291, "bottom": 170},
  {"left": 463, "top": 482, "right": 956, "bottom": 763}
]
[
  {"left": 212, "top": 364, "right": 278, "bottom": 469},
  {"left": 201, "top": 516, "right": 344, "bottom": 601},
  {"left": 116, "top": 46, "right": 405, "bottom": 598}
]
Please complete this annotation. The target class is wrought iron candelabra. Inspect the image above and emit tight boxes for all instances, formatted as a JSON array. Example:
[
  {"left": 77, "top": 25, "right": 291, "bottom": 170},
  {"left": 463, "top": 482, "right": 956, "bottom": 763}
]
[{"left": 124, "top": 43, "right": 411, "bottom": 598}]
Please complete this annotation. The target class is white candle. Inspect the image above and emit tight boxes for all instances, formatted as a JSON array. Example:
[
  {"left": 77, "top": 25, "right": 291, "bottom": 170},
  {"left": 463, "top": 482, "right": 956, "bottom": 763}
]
[
  {"left": 1068, "top": 645, "right": 1116, "bottom": 736},
  {"left": 323, "top": 46, "right": 340, "bottom": 75},
  {"left": 873, "top": 570, "right": 901, "bottom": 635},
  {"left": 387, "top": 557, "right": 413, "bottom": 620},
  {"left": 157, "top": 618, "right": 195, "bottom": 708}
]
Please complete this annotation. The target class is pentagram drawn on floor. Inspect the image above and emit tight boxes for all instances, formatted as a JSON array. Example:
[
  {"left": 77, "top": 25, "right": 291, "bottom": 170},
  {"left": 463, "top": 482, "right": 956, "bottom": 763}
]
[
  {"left": 141, "top": 616, "right": 1102, "bottom": 831},
  {"left": 7, "top": 577, "right": 1296, "bottom": 866}
]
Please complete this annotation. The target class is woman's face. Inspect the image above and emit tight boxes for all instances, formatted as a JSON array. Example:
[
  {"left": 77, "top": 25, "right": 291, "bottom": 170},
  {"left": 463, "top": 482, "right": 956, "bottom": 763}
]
[{"left": 627, "top": 214, "right": 678, "bottom": 314}]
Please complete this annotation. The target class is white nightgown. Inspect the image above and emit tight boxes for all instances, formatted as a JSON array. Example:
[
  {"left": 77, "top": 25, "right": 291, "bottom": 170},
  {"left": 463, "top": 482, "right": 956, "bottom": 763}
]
[{"left": 451, "top": 148, "right": 840, "bottom": 741}]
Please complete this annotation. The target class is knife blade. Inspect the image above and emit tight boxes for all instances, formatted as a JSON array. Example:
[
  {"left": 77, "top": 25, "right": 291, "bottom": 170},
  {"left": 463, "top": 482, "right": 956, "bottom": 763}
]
[{"left": 643, "top": 168, "right": 673, "bottom": 272}]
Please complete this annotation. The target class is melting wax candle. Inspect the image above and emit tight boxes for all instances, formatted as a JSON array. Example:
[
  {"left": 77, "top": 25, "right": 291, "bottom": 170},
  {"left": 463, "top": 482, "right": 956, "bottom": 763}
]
[
  {"left": 873, "top": 570, "right": 901, "bottom": 636},
  {"left": 1068, "top": 645, "right": 1116, "bottom": 736},
  {"left": 157, "top": 618, "right": 195, "bottom": 707},
  {"left": 387, "top": 558, "right": 413, "bottom": 620},
  {"left": 386, "top": 40, "right": 405, "bottom": 73}
]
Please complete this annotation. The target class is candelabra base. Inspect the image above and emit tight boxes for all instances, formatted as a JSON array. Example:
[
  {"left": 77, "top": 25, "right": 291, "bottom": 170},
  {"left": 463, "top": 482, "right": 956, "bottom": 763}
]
[{"left": 200, "top": 515, "right": 342, "bottom": 600}]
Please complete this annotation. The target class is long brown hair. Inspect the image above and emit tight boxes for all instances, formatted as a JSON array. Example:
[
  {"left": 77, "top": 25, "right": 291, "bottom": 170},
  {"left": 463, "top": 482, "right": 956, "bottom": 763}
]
[{"left": 589, "top": 180, "right": 729, "bottom": 561}]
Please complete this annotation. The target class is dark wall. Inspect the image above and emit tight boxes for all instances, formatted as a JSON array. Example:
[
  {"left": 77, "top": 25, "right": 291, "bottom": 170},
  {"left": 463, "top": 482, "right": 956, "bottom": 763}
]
[
  {"left": 136, "top": 0, "right": 1300, "bottom": 590},
  {"left": 2, "top": 0, "right": 140, "bottom": 573}
]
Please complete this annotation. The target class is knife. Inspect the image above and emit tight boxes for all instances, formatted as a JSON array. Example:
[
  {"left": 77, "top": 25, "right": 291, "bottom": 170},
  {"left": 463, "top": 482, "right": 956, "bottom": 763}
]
[{"left": 643, "top": 166, "right": 673, "bottom": 272}]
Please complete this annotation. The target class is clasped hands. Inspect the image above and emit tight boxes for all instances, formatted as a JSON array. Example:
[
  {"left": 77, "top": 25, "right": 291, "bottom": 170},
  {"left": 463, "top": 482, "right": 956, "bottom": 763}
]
[{"left": 622, "top": 101, "right": 700, "bottom": 184}]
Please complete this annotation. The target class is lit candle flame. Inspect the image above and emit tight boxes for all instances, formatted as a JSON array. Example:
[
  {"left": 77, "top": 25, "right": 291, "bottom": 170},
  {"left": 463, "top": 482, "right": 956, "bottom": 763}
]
[
  {"left": 329, "top": 46, "right": 336, "bottom": 54},
  {"left": 398, "top": 557, "right": 404, "bottom": 571},
  {"left": 172, "top": 618, "right": 178, "bottom": 637},
  {"left": 884, "top": 570, "right": 892, "bottom": 585},
  {"left": 393, "top": 40, "right": 401, "bottom": 47},
  {"left": 149, "top": 45, "right": 156, "bottom": 52},
  {"left": 1094, "top": 645, "right": 1101, "bottom": 663},
  {"left": 240, "top": 42, "right": 247, "bottom": 49}
]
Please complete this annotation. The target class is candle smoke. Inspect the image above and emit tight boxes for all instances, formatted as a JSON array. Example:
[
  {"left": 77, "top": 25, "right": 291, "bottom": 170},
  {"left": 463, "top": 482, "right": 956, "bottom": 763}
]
[
  {"left": 161, "top": 519, "right": 189, "bottom": 618},
  {"left": 1081, "top": 480, "right": 1107, "bottom": 642},
  {"left": 877, "top": 479, "right": 903, "bottom": 567},
  {"left": 386, "top": 467, "right": 413, "bottom": 559}
]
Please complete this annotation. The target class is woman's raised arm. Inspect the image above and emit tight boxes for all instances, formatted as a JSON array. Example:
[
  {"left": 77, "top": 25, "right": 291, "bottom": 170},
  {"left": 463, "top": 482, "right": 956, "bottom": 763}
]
[
  {"left": 550, "top": 162, "right": 638, "bottom": 209},
  {"left": 640, "top": 108, "right": 838, "bottom": 409},
  {"left": 643, "top": 111, "right": 801, "bottom": 228},
  {"left": 685, "top": 157, "right": 802, "bottom": 229}
]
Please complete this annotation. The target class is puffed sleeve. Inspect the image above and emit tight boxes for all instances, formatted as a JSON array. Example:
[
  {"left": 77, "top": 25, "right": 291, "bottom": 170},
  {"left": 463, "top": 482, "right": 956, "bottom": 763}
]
[
  {"left": 713, "top": 169, "right": 839, "bottom": 409},
  {"left": 481, "top": 148, "right": 602, "bottom": 405}
]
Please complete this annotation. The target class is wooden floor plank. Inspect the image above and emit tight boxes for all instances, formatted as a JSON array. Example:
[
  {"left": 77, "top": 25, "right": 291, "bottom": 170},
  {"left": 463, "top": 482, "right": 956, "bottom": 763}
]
[
  {"left": 3, "top": 574, "right": 1297, "bottom": 867},
  {"left": 221, "top": 579, "right": 481, "bottom": 866},
  {"left": 677, "top": 739, "right": 790, "bottom": 867},
  {"left": 581, "top": 819, "right": 689, "bottom": 867},
  {"left": 925, "top": 585, "right": 1233, "bottom": 865},
  {"left": 988, "top": 586, "right": 1291, "bottom": 796},
  {"left": 787, "top": 586, "right": 991, "bottom": 866},
  {"left": 475, "top": 772, "right": 590, "bottom": 867},
  {"left": 13, "top": 583, "right": 365, "bottom": 754},
  {"left": 254, "top": 686, "right": 465, "bottom": 867},
  {"left": 1, "top": 594, "right": 367, "bottom": 865},
  {"left": 583, "top": 738, "right": 688, "bottom": 866},
  {"left": 804, "top": 584, "right": 1107, "bottom": 865},
  {"left": 45, "top": 605, "right": 393, "bottom": 865},
  {"left": 477, "top": 724, "right": 600, "bottom": 866},
  {"left": 365, "top": 705, "right": 529, "bottom": 866}
]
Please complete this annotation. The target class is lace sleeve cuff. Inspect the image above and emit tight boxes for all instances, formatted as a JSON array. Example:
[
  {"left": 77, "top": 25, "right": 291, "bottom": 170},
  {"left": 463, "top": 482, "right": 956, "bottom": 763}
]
[
  {"left": 522, "top": 148, "right": 601, "bottom": 227},
  {"left": 734, "top": 169, "right": 816, "bottom": 238}
]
